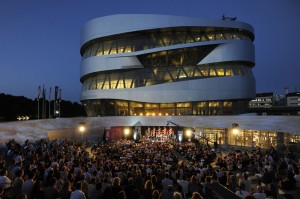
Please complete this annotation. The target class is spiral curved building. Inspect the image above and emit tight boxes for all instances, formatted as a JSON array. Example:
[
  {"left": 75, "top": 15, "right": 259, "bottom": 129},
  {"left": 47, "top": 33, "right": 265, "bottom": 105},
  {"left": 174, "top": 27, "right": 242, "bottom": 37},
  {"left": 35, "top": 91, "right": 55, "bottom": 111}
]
[{"left": 80, "top": 14, "right": 255, "bottom": 116}]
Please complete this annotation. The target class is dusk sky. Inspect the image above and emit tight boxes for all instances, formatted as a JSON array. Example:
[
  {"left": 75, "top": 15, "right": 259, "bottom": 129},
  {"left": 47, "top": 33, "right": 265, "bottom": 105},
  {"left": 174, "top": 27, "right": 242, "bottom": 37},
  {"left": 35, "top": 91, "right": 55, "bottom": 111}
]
[{"left": 0, "top": 0, "right": 299, "bottom": 102}]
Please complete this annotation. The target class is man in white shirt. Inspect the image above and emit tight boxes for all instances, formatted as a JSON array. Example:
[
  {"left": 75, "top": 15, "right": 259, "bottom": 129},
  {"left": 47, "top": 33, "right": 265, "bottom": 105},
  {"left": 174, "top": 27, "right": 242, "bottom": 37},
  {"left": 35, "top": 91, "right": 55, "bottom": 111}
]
[
  {"left": 252, "top": 185, "right": 267, "bottom": 199},
  {"left": 22, "top": 172, "right": 35, "bottom": 198},
  {"left": 235, "top": 182, "right": 249, "bottom": 198},
  {"left": 177, "top": 175, "right": 189, "bottom": 196},
  {"left": 70, "top": 182, "right": 86, "bottom": 199},
  {"left": 294, "top": 168, "right": 300, "bottom": 188},
  {"left": 161, "top": 172, "right": 173, "bottom": 190},
  {"left": 0, "top": 169, "right": 11, "bottom": 189}
]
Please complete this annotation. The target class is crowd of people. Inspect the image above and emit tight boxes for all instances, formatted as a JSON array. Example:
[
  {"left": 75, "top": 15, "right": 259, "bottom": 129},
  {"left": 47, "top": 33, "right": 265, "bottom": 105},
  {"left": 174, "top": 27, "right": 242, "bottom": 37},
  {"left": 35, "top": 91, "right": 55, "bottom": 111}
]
[{"left": 0, "top": 137, "right": 299, "bottom": 199}]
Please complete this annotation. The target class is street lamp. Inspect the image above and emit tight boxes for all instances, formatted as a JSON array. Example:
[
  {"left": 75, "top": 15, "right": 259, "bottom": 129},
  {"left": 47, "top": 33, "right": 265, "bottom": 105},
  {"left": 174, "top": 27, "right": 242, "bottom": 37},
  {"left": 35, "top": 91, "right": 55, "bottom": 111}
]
[
  {"left": 124, "top": 128, "right": 130, "bottom": 140},
  {"left": 186, "top": 129, "right": 192, "bottom": 142},
  {"left": 79, "top": 122, "right": 86, "bottom": 142},
  {"left": 232, "top": 123, "right": 240, "bottom": 147}
]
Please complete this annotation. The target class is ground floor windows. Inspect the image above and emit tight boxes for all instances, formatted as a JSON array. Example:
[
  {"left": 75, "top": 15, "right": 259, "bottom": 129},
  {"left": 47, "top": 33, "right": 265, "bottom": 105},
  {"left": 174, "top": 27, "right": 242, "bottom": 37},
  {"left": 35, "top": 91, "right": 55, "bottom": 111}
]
[{"left": 82, "top": 100, "right": 248, "bottom": 116}]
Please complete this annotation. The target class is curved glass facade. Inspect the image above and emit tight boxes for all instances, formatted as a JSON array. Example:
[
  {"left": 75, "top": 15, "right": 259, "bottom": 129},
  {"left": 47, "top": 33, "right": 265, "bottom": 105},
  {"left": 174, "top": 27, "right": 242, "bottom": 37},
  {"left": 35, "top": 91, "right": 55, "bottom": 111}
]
[
  {"left": 82, "top": 62, "right": 253, "bottom": 91},
  {"left": 81, "top": 27, "right": 253, "bottom": 59}
]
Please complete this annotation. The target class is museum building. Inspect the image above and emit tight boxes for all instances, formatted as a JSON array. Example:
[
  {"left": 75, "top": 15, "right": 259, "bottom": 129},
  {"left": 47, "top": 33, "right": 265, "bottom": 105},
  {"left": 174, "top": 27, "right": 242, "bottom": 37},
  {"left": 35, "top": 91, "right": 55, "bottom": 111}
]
[{"left": 80, "top": 14, "right": 256, "bottom": 116}]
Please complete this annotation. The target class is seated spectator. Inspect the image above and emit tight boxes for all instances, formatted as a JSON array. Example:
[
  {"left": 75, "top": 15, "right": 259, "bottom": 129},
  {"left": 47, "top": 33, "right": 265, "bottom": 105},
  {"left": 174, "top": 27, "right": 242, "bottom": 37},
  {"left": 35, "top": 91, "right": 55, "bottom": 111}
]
[
  {"left": 22, "top": 171, "right": 35, "bottom": 199},
  {"left": 161, "top": 172, "right": 173, "bottom": 191},
  {"left": 161, "top": 185, "right": 173, "bottom": 199},
  {"left": 188, "top": 175, "right": 202, "bottom": 197},
  {"left": 280, "top": 170, "right": 295, "bottom": 190},
  {"left": 111, "top": 177, "right": 124, "bottom": 199},
  {"left": 70, "top": 182, "right": 86, "bottom": 199},
  {"left": 89, "top": 182, "right": 103, "bottom": 199},
  {"left": 60, "top": 181, "right": 72, "bottom": 199},
  {"left": 293, "top": 167, "right": 300, "bottom": 188},
  {"left": 173, "top": 191, "right": 183, "bottom": 199},
  {"left": 31, "top": 180, "right": 45, "bottom": 199},
  {"left": 238, "top": 172, "right": 251, "bottom": 193},
  {"left": 44, "top": 177, "right": 60, "bottom": 199},
  {"left": 252, "top": 185, "right": 267, "bottom": 199},
  {"left": 191, "top": 192, "right": 204, "bottom": 199},
  {"left": 152, "top": 189, "right": 160, "bottom": 199},
  {"left": 235, "top": 182, "right": 249, "bottom": 198}
]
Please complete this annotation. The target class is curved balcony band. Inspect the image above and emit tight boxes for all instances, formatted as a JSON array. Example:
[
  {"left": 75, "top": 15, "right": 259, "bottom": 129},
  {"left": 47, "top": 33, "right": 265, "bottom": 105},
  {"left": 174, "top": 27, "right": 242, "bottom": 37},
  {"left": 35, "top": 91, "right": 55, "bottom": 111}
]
[{"left": 80, "top": 15, "right": 256, "bottom": 116}]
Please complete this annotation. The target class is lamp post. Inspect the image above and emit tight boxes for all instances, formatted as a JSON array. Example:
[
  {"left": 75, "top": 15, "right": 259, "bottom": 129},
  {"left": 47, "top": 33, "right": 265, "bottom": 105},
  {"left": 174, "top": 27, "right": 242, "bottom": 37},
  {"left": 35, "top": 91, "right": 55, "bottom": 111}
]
[
  {"left": 232, "top": 123, "right": 240, "bottom": 148},
  {"left": 186, "top": 129, "right": 192, "bottom": 142},
  {"left": 124, "top": 128, "right": 130, "bottom": 140},
  {"left": 79, "top": 122, "right": 86, "bottom": 142}
]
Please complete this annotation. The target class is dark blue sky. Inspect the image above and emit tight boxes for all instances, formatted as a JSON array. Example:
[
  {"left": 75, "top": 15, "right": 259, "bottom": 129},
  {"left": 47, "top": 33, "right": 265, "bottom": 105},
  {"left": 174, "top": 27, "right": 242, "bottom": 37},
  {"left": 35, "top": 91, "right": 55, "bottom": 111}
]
[{"left": 0, "top": 0, "right": 299, "bottom": 102}]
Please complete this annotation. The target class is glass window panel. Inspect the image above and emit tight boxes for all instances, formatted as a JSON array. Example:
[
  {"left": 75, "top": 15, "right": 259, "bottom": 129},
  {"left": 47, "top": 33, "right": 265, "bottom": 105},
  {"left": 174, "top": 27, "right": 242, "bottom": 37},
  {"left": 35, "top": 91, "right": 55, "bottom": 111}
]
[
  {"left": 168, "top": 49, "right": 182, "bottom": 66},
  {"left": 145, "top": 103, "right": 159, "bottom": 108},
  {"left": 217, "top": 68, "right": 225, "bottom": 76},
  {"left": 216, "top": 33, "right": 224, "bottom": 40},
  {"left": 199, "top": 35, "right": 207, "bottom": 41},
  {"left": 130, "top": 101, "right": 144, "bottom": 115},
  {"left": 207, "top": 34, "right": 214, "bottom": 40},
  {"left": 183, "top": 66, "right": 195, "bottom": 77},
  {"left": 177, "top": 68, "right": 188, "bottom": 79},
  {"left": 185, "top": 33, "right": 195, "bottom": 43},
  {"left": 200, "top": 68, "right": 209, "bottom": 76},
  {"left": 209, "top": 68, "right": 217, "bottom": 76},
  {"left": 225, "top": 68, "right": 233, "bottom": 76},
  {"left": 244, "top": 130, "right": 253, "bottom": 147},
  {"left": 177, "top": 103, "right": 191, "bottom": 108},
  {"left": 193, "top": 68, "right": 203, "bottom": 77}
]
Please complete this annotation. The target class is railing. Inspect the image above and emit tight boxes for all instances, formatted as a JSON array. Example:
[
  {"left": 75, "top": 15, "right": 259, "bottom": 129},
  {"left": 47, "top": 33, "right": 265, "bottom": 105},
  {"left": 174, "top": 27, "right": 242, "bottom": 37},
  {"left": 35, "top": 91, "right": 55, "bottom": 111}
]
[{"left": 207, "top": 183, "right": 241, "bottom": 199}]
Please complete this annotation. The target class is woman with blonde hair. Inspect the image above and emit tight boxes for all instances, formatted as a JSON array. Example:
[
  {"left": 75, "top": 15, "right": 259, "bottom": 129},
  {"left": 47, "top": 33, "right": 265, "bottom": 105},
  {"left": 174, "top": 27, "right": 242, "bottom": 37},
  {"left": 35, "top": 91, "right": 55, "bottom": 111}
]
[
  {"left": 60, "top": 180, "right": 72, "bottom": 199},
  {"left": 144, "top": 180, "right": 154, "bottom": 199},
  {"left": 188, "top": 175, "right": 201, "bottom": 197},
  {"left": 191, "top": 192, "right": 204, "bottom": 199},
  {"left": 111, "top": 177, "right": 124, "bottom": 199}
]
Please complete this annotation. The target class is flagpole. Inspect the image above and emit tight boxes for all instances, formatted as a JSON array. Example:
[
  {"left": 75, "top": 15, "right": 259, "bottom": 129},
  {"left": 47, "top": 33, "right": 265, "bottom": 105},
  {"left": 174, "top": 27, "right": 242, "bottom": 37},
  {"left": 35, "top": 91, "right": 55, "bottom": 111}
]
[
  {"left": 38, "top": 99, "right": 39, "bottom": 119},
  {"left": 37, "top": 86, "right": 41, "bottom": 119},
  {"left": 42, "top": 85, "right": 45, "bottom": 119},
  {"left": 49, "top": 87, "right": 52, "bottom": 118},
  {"left": 59, "top": 88, "right": 62, "bottom": 118},
  {"left": 54, "top": 86, "right": 58, "bottom": 118}
]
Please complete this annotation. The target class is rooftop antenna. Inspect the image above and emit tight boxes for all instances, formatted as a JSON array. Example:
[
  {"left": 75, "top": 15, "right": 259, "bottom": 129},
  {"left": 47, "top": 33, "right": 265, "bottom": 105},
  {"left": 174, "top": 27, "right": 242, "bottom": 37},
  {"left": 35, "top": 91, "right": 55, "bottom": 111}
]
[{"left": 222, "top": 14, "right": 237, "bottom": 21}]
